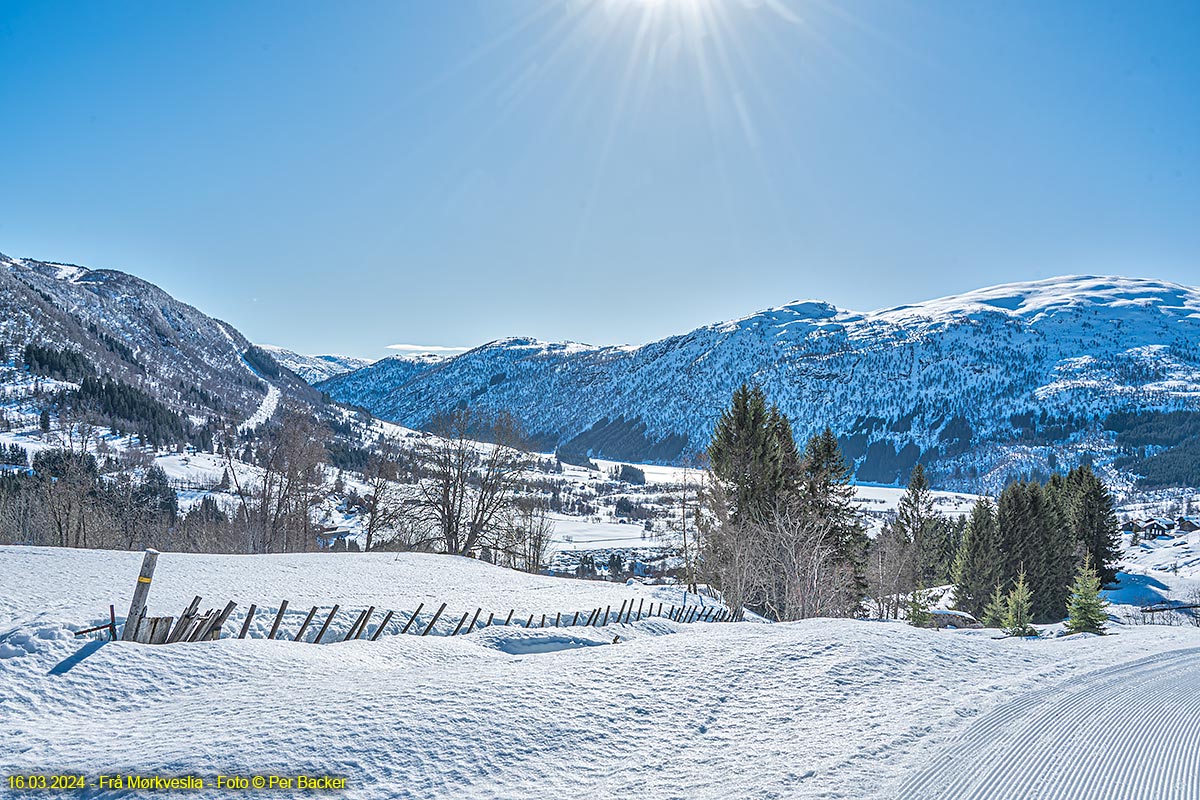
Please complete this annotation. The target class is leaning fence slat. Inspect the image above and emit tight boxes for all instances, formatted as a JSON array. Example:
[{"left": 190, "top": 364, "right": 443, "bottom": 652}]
[
  {"left": 313, "top": 605, "right": 340, "bottom": 644},
  {"left": 572, "top": 611, "right": 580, "bottom": 627},
  {"left": 370, "top": 610, "right": 396, "bottom": 641},
  {"left": 239, "top": 604, "right": 257, "bottom": 639},
  {"left": 486, "top": 612, "right": 494, "bottom": 627},
  {"left": 616, "top": 600, "right": 627, "bottom": 624},
  {"left": 268, "top": 600, "right": 289, "bottom": 640},
  {"left": 210, "top": 601, "right": 238, "bottom": 640},
  {"left": 421, "top": 603, "right": 447, "bottom": 636},
  {"left": 356, "top": 607, "right": 376, "bottom": 640},
  {"left": 344, "top": 608, "right": 369, "bottom": 642},
  {"left": 539, "top": 614, "right": 546, "bottom": 628},
  {"left": 400, "top": 603, "right": 425, "bottom": 635},
  {"left": 468, "top": 608, "right": 482, "bottom": 633},
  {"left": 504, "top": 609, "right": 514, "bottom": 626},
  {"left": 294, "top": 606, "right": 319, "bottom": 642},
  {"left": 167, "top": 596, "right": 201, "bottom": 643},
  {"left": 525, "top": 614, "right": 534, "bottom": 628},
  {"left": 185, "top": 610, "right": 213, "bottom": 642},
  {"left": 555, "top": 612, "right": 561, "bottom": 628},
  {"left": 451, "top": 611, "right": 470, "bottom": 637},
  {"left": 636, "top": 599, "right": 644, "bottom": 621},
  {"left": 623, "top": 602, "right": 633, "bottom": 624}
]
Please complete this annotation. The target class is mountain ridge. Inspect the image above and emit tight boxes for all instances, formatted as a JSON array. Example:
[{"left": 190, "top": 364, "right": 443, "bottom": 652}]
[{"left": 320, "top": 274, "right": 1200, "bottom": 490}]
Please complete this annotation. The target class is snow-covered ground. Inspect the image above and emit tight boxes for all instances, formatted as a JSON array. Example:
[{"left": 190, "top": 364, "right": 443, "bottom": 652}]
[
  {"left": 3, "top": 546, "right": 1200, "bottom": 799},
  {"left": 897, "top": 646, "right": 1200, "bottom": 799}
]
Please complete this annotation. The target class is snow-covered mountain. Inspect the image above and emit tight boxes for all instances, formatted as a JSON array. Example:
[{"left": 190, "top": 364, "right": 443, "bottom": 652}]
[
  {"left": 317, "top": 353, "right": 445, "bottom": 408},
  {"left": 257, "top": 345, "right": 373, "bottom": 385},
  {"left": 0, "top": 251, "right": 322, "bottom": 431},
  {"left": 320, "top": 276, "right": 1200, "bottom": 490}
]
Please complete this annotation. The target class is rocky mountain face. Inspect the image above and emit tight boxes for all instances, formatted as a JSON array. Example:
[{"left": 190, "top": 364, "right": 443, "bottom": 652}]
[
  {"left": 319, "top": 277, "right": 1200, "bottom": 491},
  {"left": 0, "top": 252, "right": 321, "bottom": 433}
]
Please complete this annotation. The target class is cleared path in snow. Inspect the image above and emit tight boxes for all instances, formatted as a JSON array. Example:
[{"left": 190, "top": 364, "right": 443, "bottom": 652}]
[
  {"left": 897, "top": 646, "right": 1200, "bottom": 800},
  {"left": 215, "top": 322, "right": 281, "bottom": 432}
]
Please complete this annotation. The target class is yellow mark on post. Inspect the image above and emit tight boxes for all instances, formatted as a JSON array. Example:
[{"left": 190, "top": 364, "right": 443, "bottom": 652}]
[{"left": 137, "top": 576, "right": 152, "bottom": 584}]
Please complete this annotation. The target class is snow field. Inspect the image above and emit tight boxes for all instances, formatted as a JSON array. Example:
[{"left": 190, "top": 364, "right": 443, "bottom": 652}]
[
  {"left": 3, "top": 547, "right": 1200, "bottom": 798},
  {"left": 0, "top": 547, "right": 713, "bottom": 642}
]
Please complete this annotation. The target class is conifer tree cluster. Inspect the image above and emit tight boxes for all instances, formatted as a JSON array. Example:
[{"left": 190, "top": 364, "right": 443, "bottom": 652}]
[
  {"left": 1, "top": 444, "right": 28, "bottom": 467},
  {"left": 22, "top": 343, "right": 93, "bottom": 382},
  {"left": 953, "top": 466, "right": 1120, "bottom": 624},
  {"left": 703, "top": 384, "right": 867, "bottom": 620}
]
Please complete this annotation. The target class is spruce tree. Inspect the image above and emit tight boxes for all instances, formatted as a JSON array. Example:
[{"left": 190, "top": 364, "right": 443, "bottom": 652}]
[
  {"left": 953, "top": 498, "right": 1000, "bottom": 617},
  {"left": 1066, "top": 467, "right": 1121, "bottom": 586},
  {"left": 1035, "top": 479, "right": 1076, "bottom": 622},
  {"left": 896, "top": 464, "right": 939, "bottom": 584},
  {"left": 1065, "top": 556, "right": 1109, "bottom": 635},
  {"left": 799, "top": 427, "right": 867, "bottom": 609},
  {"left": 707, "top": 384, "right": 783, "bottom": 525},
  {"left": 1003, "top": 571, "right": 1038, "bottom": 637},
  {"left": 908, "top": 583, "right": 933, "bottom": 628},
  {"left": 982, "top": 583, "right": 1007, "bottom": 628}
]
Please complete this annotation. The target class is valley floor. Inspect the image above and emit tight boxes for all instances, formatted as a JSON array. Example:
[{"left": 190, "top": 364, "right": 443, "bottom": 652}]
[{"left": 2, "top": 547, "right": 1199, "bottom": 799}]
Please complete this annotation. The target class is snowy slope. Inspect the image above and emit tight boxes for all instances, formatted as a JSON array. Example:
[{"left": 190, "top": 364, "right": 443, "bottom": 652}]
[
  {"left": 258, "top": 345, "right": 373, "bottom": 385},
  {"left": 321, "top": 276, "right": 1200, "bottom": 490},
  {"left": 2, "top": 546, "right": 1199, "bottom": 799}
]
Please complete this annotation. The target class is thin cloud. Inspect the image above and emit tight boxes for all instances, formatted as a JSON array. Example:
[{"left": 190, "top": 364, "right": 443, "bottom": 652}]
[{"left": 386, "top": 343, "right": 470, "bottom": 353}]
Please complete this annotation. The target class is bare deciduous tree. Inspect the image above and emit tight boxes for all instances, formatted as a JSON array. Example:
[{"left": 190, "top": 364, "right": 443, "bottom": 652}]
[{"left": 417, "top": 408, "right": 532, "bottom": 556}]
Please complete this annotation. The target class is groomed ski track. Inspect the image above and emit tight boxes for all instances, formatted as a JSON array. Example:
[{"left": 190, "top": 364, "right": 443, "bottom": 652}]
[{"left": 897, "top": 646, "right": 1200, "bottom": 800}]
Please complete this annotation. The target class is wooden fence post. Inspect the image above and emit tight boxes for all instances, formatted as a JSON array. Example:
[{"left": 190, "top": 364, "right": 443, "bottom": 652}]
[
  {"left": 121, "top": 549, "right": 159, "bottom": 641},
  {"left": 313, "top": 605, "right": 340, "bottom": 644},
  {"left": 539, "top": 614, "right": 546, "bottom": 628},
  {"left": 571, "top": 611, "right": 580, "bottom": 626},
  {"left": 421, "top": 603, "right": 447, "bottom": 636},
  {"left": 468, "top": 608, "right": 482, "bottom": 633},
  {"left": 636, "top": 599, "right": 644, "bottom": 621},
  {"left": 268, "top": 600, "right": 289, "bottom": 640},
  {"left": 584, "top": 608, "right": 598, "bottom": 627},
  {"left": 524, "top": 614, "right": 534, "bottom": 628},
  {"left": 400, "top": 603, "right": 424, "bottom": 635},
  {"left": 486, "top": 612, "right": 494, "bottom": 627},
  {"left": 504, "top": 609, "right": 514, "bottom": 626},
  {"left": 108, "top": 604, "right": 117, "bottom": 641},
  {"left": 555, "top": 612, "right": 561, "bottom": 628},
  {"left": 616, "top": 600, "right": 627, "bottom": 624},
  {"left": 370, "top": 610, "right": 395, "bottom": 641},
  {"left": 294, "top": 606, "right": 318, "bottom": 641},
  {"left": 451, "top": 611, "right": 470, "bottom": 636},
  {"left": 238, "top": 604, "right": 257, "bottom": 639}
]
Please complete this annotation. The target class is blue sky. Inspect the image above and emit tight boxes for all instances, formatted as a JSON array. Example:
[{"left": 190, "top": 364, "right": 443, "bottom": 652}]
[{"left": 1, "top": 1, "right": 1197, "bottom": 359}]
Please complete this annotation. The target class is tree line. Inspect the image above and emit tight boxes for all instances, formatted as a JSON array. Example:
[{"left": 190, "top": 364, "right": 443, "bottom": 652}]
[{"left": 700, "top": 385, "right": 1121, "bottom": 625}]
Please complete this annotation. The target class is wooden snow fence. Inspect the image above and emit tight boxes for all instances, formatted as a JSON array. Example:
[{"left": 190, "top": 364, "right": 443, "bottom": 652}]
[
  {"left": 77, "top": 549, "right": 740, "bottom": 646},
  {"left": 216, "top": 596, "right": 738, "bottom": 644}
]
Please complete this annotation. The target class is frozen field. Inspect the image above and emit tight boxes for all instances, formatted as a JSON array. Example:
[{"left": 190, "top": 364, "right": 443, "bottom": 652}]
[{"left": 2, "top": 546, "right": 1200, "bottom": 799}]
